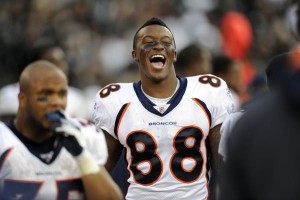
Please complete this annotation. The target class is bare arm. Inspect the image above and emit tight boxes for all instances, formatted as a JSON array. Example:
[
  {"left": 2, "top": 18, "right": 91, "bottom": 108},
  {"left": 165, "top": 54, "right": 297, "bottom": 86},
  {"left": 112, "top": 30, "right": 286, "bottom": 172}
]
[
  {"left": 55, "top": 113, "right": 123, "bottom": 199},
  {"left": 103, "top": 130, "right": 123, "bottom": 172},
  {"left": 81, "top": 166, "right": 123, "bottom": 200},
  {"left": 208, "top": 124, "right": 222, "bottom": 174},
  {"left": 207, "top": 124, "right": 222, "bottom": 199}
]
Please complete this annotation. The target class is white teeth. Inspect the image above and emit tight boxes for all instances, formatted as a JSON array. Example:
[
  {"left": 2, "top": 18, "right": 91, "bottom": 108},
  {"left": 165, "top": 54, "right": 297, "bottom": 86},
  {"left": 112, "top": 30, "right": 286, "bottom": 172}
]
[{"left": 151, "top": 54, "right": 165, "bottom": 59}]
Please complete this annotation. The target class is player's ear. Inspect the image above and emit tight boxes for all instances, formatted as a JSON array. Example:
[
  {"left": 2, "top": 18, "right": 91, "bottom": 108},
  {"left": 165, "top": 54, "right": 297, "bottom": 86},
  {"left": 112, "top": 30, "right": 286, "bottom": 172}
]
[
  {"left": 18, "top": 91, "right": 26, "bottom": 108},
  {"left": 132, "top": 50, "right": 139, "bottom": 62},
  {"left": 173, "top": 50, "right": 177, "bottom": 62}
]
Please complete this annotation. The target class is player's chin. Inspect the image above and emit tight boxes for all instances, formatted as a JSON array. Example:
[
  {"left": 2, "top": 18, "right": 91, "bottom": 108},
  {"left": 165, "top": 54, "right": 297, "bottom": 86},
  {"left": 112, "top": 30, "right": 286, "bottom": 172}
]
[
  {"left": 153, "top": 65, "right": 173, "bottom": 77},
  {"left": 42, "top": 120, "right": 52, "bottom": 131},
  {"left": 149, "top": 72, "right": 169, "bottom": 82},
  {"left": 145, "top": 66, "right": 168, "bottom": 81}
]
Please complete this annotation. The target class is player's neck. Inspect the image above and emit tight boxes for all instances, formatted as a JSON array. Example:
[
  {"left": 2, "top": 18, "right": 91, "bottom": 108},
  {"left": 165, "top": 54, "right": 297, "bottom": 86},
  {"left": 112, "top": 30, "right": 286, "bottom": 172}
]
[
  {"left": 14, "top": 117, "right": 52, "bottom": 143},
  {"left": 141, "top": 76, "right": 178, "bottom": 98}
]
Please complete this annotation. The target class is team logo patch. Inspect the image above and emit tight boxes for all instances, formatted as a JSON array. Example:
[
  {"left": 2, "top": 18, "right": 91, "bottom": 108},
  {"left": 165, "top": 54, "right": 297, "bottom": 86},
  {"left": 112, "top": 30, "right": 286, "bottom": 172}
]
[
  {"left": 154, "top": 104, "right": 170, "bottom": 114},
  {"left": 159, "top": 106, "right": 166, "bottom": 113}
]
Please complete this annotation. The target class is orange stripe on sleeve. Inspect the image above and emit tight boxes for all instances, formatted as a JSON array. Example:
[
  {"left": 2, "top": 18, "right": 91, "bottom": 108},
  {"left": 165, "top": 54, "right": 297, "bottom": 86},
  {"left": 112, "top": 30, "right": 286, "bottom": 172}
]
[
  {"left": 116, "top": 103, "right": 131, "bottom": 139},
  {"left": 0, "top": 147, "right": 13, "bottom": 172},
  {"left": 192, "top": 98, "right": 211, "bottom": 129}
]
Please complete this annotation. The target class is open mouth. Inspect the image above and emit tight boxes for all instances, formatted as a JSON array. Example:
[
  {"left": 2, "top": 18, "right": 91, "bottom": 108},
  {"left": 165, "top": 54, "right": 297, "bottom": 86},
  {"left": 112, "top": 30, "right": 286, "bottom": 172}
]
[{"left": 150, "top": 54, "right": 166, "bottom": 69}]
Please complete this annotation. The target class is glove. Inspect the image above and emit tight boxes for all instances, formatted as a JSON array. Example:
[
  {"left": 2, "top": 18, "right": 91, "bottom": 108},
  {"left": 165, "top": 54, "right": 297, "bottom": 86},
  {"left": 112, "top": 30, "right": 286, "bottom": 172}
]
[
  {"left": 47, "top": 110, "right": 85, "bottom": 156},
  {"left": 46, "top": 110, "right": 100, "bottom": 175},
  {"left": 54, "top": 119, "right": 85, "bottom": 156}
]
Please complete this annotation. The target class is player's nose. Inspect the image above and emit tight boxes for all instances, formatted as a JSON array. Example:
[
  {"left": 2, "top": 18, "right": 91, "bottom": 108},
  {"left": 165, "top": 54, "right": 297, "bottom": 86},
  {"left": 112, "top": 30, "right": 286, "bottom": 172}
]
[{"left": 153, "top": 42, "right": 165, "bottom": 50}]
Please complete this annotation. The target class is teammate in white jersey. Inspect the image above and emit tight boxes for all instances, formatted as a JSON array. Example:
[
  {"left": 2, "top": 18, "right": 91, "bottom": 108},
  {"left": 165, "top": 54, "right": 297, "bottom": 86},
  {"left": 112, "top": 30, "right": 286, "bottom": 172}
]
[
  {"left": 218, "top": 111, "right": 244, "bottom": 161},
  {"left": 93, "top": 18, "right": 233, "bottom": 200},
  {"left": 0, "top": 61, "right": 122, "bottom": 200}
]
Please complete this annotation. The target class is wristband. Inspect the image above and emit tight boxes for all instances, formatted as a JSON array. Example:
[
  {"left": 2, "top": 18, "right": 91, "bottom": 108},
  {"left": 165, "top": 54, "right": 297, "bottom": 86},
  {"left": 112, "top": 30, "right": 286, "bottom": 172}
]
[{"left": 75, "top": 149, "right": 100, "bottom": 176}]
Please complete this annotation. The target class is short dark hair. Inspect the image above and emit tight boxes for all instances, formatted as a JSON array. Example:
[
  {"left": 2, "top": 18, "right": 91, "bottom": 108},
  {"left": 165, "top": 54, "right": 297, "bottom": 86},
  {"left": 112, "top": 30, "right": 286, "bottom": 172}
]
[
  {"left": 265, "top": 53, "right": 290, "bottom": 90},
  {"left": 212, "top": 55, "right": 234, "bottom": 75},
  {"left": 175, "top": 44, "right": 204, "bottom": 72},
  {"left": 132, "top": 17, "right": 175, "bottom": 49}
]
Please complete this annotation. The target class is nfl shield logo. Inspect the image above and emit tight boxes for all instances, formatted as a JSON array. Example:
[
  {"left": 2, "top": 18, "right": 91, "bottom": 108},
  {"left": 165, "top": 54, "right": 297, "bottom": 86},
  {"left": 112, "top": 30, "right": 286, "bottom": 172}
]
[{"left": 159, "top": 106, "right": 165, "bottom": 113}]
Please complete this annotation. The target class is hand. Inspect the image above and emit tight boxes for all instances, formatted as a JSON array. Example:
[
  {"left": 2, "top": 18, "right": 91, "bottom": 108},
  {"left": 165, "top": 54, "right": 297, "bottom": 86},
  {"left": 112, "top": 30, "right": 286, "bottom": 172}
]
[
  {"left": 47, "top": 110, "right": 85, "bottom": 156},
  {"left": 47, "top": 110, "right": 100, "bottom": 175},
  {"left": 54, "top": 120, "right": 84, "bottom": 156}
]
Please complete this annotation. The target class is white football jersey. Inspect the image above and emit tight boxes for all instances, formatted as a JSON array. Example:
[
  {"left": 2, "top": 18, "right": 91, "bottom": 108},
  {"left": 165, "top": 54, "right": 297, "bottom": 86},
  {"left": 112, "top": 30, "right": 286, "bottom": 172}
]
[
  {"left": 93, "top": 75, "right": 233, "bottom": 200},
  {"left": 0, "top": 119, "right": 108, "bottom": 200},
  {"left": 218, "top": 111, "right": 244, "bottom": 160}
]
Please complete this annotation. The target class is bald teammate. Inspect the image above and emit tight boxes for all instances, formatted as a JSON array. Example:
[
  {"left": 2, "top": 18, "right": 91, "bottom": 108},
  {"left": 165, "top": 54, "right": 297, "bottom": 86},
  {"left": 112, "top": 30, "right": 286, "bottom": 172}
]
[{"left": 0, "top": 61, "right": 122, "bottom": 200}]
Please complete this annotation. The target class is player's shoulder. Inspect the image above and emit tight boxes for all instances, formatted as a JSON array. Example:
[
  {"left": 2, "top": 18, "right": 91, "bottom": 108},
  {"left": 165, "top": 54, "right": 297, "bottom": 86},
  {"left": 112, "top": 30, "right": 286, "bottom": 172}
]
[
  {"left": 95, "top": 82, "right": 135, "bottom": 100},
  {"left": 228, "top": 110, "right": 245, "bottom": 120},
  {"left": 185, "top": 74, "right": 232, "bottom": 109},
  {"left": 186, "top": 74, "right": 227, "bottom": 89},
  {"left": 0, "top": 121, "right": 17, "bottom": 152},
  {"left": 222, "top": 110, "right": 245, "bottom": 128},
  {"left": 69, "top": 117, "right": 100, "bottom": 134},
  {"left": 0, "top": 121, "right": 13, "bottom": 135},
  {"left": 94, "top": 82, "right": 136, "bottom": 112}
]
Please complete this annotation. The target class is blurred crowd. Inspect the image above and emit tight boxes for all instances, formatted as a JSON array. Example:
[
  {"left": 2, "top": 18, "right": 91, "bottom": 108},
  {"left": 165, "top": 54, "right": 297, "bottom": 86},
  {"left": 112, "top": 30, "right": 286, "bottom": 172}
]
[{"left": 0, "top": 0, "right": 298, "bottom": 119}]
